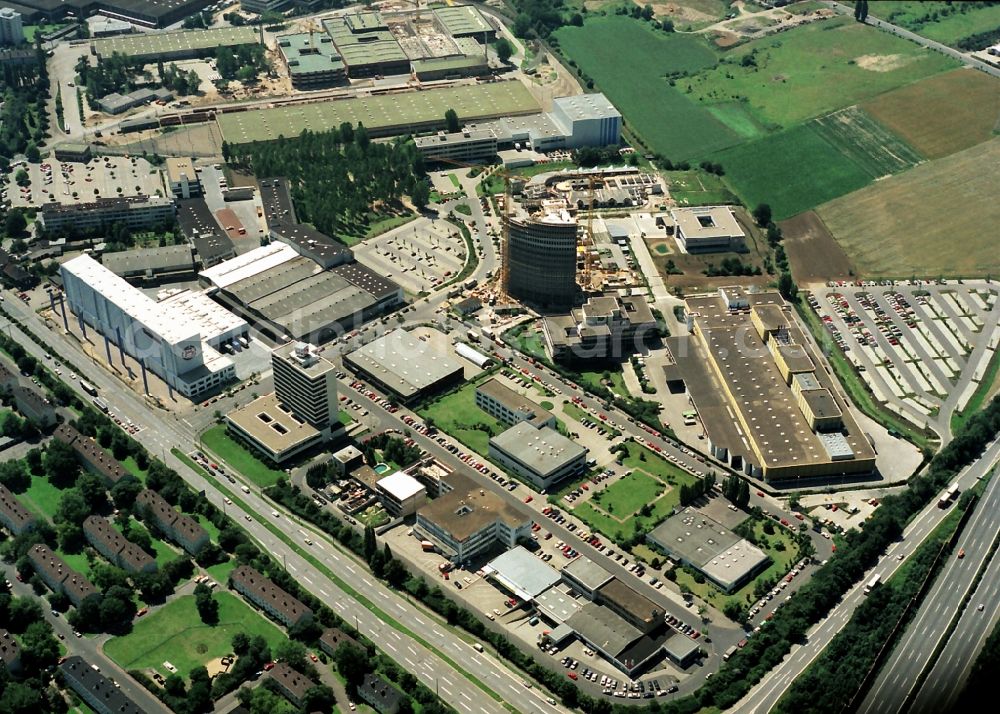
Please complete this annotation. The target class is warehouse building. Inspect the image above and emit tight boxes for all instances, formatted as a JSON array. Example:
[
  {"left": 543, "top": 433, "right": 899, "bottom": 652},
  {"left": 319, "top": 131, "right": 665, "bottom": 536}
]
[
  {"left": 101, "top": 244, "right": 196, "bottom": 285},
  {"left": 411, "top": 53, "right": 488, "bottom": 82},
  {"left": 483, "top": 546, "right": 561, "bottom": 601},
  {"left": 323, "top": 12, "right": 409, "bottom": 78},
  {"left": 677, "top": 287, "right": 876, "bottom": 482},
  {"left": 53, "top": 142, "right": 92, "bottom": 163},
  {"left": 646, "top": 507, "right": 770, "bottom": 593},
  {"left": 542, "top": 293, "right": 657, "bottom": 363},
  {"left": 177, "top": 198, "right": 236, "bottom": 267},
  {"left": 278, "top": 32, "right": 346, "bottom": 89},
  {"left": 38, "top": 195, "right": 175, "bottom": 233},
  {"left": 61, "top": 255, "right": 239, "bottom": 398},
  {"left": 670, "top": 206, "right": 746, "bottom": 254},
  {"left": 91, "top": 24, "right": 260, "bottom": 61},
  {"left": 96, "top": 87, "right": 173, "bottom": 115},
  {"left": 230, "top": 565, "right": 313, "bottom": 628},
  {"left": 475, "top": 378, "right": 555, "bottom": 428},
  {"left": 344, "top": 329, "right": 465, "bottom": 404},
  {"left": 11, "top": 1, "right": 213, "bottom": 29},
  {"left": 505, "top": 210, "right": 579, "bottom": 308},
  {"left": 432, "top": 5, "right": 495, "bottom": 41},
  {"left": 488, "top": 421, "right": 587, "bottom": 490},
  {"left": 414, "top": 474, "right": 531, "bottom": 564}
]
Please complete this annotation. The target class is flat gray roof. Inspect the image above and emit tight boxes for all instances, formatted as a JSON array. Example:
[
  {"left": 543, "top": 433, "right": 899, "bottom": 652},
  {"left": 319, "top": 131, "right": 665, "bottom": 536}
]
[
  {"left": 227, "top": 393, "right": 321, "bottom": 453},
  {"left": 490, "top": 422, "right": 587, "bottom": 477},
  {"left": 484, "top": 546, "right": 561, "bottom": 601},
  {"left": 561, "top": 555, "right": 613, "bottom": 592},
  {"left": 345, "top": 329, "right": 463, "bottom": 399},
  {"left": 101, "top": 244, "right": 193, "bottom": 276},
  {"left": 92, "top": 25, "right": 259, "bottom": 59},
  {"left": 566, "top": 602, "right": 642, "bottom": 658}
]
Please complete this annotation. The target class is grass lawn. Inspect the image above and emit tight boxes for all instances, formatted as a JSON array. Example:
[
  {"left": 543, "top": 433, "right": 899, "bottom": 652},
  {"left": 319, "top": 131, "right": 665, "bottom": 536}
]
[
  {"left": 126, "top": 518, "right": 177, "bottom": 566},
  {"left": 201, "top": 424, "right": 285, "bottom": 488},
  {"left": 667, "top": 169, "right": 739, "bottom": 207},
  {"left": 339, "top": 410, "right": 354, "bottom": 426},
  {"left": 120, "top": 456, "right": 148, "bottom": 483},
  {"left": 104, "top": 592, "right": 286, "bottom": 679},
  {"left": 364, "top": 214, "right": 417, "bottom": 240},
  {"left": 591, "top": 471, "right": 663, "bottom": 516},
  {"left": 621, "top": 442, "right": 695, "bottom": 484},
  {"left": 554, "top": 16, "right": 740, "bottom": 161},
  {"left": 867, "top": 1, "right": 1000, "bottom": 46},
  {"left": 418, "top": 376, "right": 507, "bottom": 456},
  {"left": 205, "top": 559, "right": 238, "bottom": 584},
  {"left": 680, "top": 16, "right": 958, "bottom": 130},
  {"left": 577, "top": 368, "right": 629, "bottom": 399},
  {"left": 22, "top": 473, "right": 65, "bottom": 521},
  {"left": 711, "top": 122, "right": 875, "bottom": 220},
  {"left": 198, "top": 515, "right": 221, "bottom": 544},
  {"left": 448, "top": 173, "right": 461, "bottom": 188},
  {"left": 59, "top": 550, "right": 93, "bottom": 579},
  {"left": 503, "top": 324, "right": 547, "bottom": 360},
  {"left": 23, "top": 23, "right": 68, "bottom": 42}
]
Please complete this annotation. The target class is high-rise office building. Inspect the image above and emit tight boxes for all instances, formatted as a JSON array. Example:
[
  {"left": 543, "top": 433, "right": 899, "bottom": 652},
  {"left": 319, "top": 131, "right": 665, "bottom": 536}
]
[
  {"left": 271, "top": 341, "right": 338, "bottom": 434},
  {"left": 0, "top": 8, "right": 24, "bottom": 46},
  {"left": 505, "top": 211, "right": 579, "bottom": 308}
]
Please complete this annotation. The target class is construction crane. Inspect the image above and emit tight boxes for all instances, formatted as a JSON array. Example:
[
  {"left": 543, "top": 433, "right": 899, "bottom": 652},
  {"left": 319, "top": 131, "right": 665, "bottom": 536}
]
[{"left": 303, "top": 18, "right": 321, "bottom": 52}]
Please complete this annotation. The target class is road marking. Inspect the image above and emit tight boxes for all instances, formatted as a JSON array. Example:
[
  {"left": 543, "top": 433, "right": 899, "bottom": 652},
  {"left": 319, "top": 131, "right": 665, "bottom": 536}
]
[
  {"left": 318, "top": 588, "right": 329, "bottom": 597},
  {"left": 302, "top": 575, "right": 313, "bottom": 584}
]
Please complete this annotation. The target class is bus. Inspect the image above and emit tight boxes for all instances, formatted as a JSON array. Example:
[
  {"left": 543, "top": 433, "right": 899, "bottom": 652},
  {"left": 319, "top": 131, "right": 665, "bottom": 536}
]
[
  {"left": 864, "top": 574, "right": 880, "bottom": 594},
  {"left": 79, "top": 380, "right": 97, "bottom": 396},
  {"left": 938, "top": 482, "right": 960, "bottom": 508},
  {"left": 92, "top": 397, "right": 109, "bottom": 413}
]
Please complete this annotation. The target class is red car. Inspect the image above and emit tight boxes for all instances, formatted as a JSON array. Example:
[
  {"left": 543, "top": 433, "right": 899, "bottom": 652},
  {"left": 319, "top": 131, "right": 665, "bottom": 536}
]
[
  {"left": 958, "top": 548, "right": 965, "bottom": 559},
  {"left": 264, "top": 662, "right": 275, "bottom": 671},
  {"left": 136, "top": 607, "right": 149, "bottom": 618},
  {"left": 756, "top": 491, "right": 765, "bottom": 497},
  {"left": 567, "top": 672, "right": 578, "bottom": 680},
  {"left": 524, "top": 496, "right": 533, "bottom": 504},
  {"left": 310, "top": 653, "right": 319, "bottom": 663}
]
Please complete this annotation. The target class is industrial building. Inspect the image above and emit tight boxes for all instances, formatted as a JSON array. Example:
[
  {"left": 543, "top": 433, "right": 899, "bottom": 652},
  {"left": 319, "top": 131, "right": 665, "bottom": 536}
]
[
  {"left": 483, "top": 546, "right": 561, "bottom": 601},
  {"left": 227, "top": 341, "right": 338, "bottom": 464},
  {"left": 230, "top": 565, "right": 313, "bottom": 628},
  {"left": 101, "top": 244, "right": 196, "bottom": 285},
  {"left": 505, "top": 211, "right": 579, "bottom": 308},
  {"left": 675, "top": 287, "right": 877, "bottom": 481},
  {"left": 240, "top": 0, "right": 290, "bottom": 12},
  {"left": 38, "top": 195, "right": 175, "bottom": 233},
  {"left": 59, "top": 657, "right": 142, "bottom": 714},
  {"left": 91, "top": 24, "right": 260, "bottom": 61},
  {"left": 323, "top": 12, "right": 410, "bottom": 78},
  {"left": 53, "top": 142, "right": 93, "bottom": 163},
  {"left": 177, "top": 198, "right": 236, "bottom": 267},
  {"left": 344, "top": 329, "right": 465, "bottom": 404},
  {"left": 670, "top": 206, "right": 746, "bottom": 254},
  {"left": 414, "top": 474, "right": 532, "bottom": 564},
  {"left": 375, "top": 471, "right": 427, "bottom": 517},
  {"left": 475, "top": 378, "right": 556, "bottom": 428},
  {"left": 542, "top": 293, "right": 657, "bottom": 363},
  {"left": 61, "top": 254, "right": 241, "bottom": 398},
  {"left": 96, "top": 87, "right": 173, "bottom": 115},
  {"left": 646, "top": 507, "right": 770, "bottom": 593},
  {"left": 278, "top": 32, "right": 346, "bottom": 89},
  {"left": 488, "top": 421, "right": 587, "bottom": 490},
  {"left": 165, "top": 157, "right": 201, "bottom": 199},
  {"left": 15, "top": 1, "right": 215, "bottom": 29}
]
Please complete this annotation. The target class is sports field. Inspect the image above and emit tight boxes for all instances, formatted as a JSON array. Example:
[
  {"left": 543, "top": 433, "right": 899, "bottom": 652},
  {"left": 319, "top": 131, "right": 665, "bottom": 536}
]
[
  {"left": 867, "top": 1, "right": 1000, "bottom": 46},
  {"left": 679, "top": 16, "right": 959, "bottom": 130},
  {"left": 710, "top": 123, "right": 874, "bottom": 220},
  {"left": 810, "top": 106, "right": 923, "bottom": 177},
  {"left": 818, "top": 137, "right": 1000, "bottom": 277},
  {"left": 554, "top": 16, "right": 741, "bottom": 160},
  {"left": 104, "top": 592, "right": 285, "bottom": 679},
  {"left": 863, "top": 69, "right": 1000, "bottom": 159},
  {"left": 217, "top": 81, "right": 539, "bottom": 144}
]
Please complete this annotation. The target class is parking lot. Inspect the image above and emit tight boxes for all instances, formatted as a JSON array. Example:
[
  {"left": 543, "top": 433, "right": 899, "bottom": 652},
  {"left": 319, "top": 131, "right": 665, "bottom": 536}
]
[
  {"left": 809, "top": 281, "right": 1000, "bottom": 426},
  {"left": 354, "top": 217, "right": 467, "bottom": 295},
  {"left": 5, "top": 155, "right": 165, "bottom": 208}
]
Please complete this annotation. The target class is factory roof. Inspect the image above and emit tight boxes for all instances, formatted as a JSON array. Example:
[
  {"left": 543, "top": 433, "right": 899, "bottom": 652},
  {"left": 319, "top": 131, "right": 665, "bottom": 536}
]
[
  {"left": 535, "top": 584, "right": 583, "bottom": 623},
  {"left": 432, "top": 5, "right": 493, "bottom": 36},
  {"left": 802, "top": 388, "right": 841, "bottom": 419},
  {"left": 92, "top": 25, "right": 259, "bottom": 59},
  {"left": 561, "top": 555, "right": 614, "bottom": 592},
  {"left": 412, "top": 53, "right": 487, "bottom": 74},
  {"left": 202, "top": 242, "right": 299, "bottom": 290},
  {"left": 269, "top": 220, "right": 353, "bottom": 265},
  {"left": 417, "top": 481, "right": 528, "bottom": 541},
  {"left": 277, "top": 32, "right": 345, "bottom": 76},
  {"left": 566, "top": 603, "right": 643, "bottom": 658},
  {"left": 774, "top": 343, "right": 814, "bottom": 373},
  {"left": 597, "top": 578, "right": 665, "bottom": 628},
  {"left": 226, "top": 393, "right": 321, "bottom": 454},
  {"left": 158, "top": 289, "right": 248, "bottom": 342},
  {"left": 670, "top": 206, "right": 745, "bottom": 240},
  {"left": 177, "top": 198, "right": 235, "bottom": 263},
  {"left": 552, "top": 92, "right": 621, "bottom": 122},
  {"left": 490, "top": 422, "right": 587, "bottom": 477},
  {"left": 377, "top": 471, "right": 426, "bottom": 501},
  {"left": 483, "top": 546, "right": 562, "bottom": 601},
  {"left": 259, "top": 177, "right": 297, "bottom": 223},
  {"left": 323, "top": 14, "right": 407, "bottom": 68},
  {"left": 101, "top": 245, "right": 194, "bottom": 276},
  {"left": 332, "top": 261, "right": 399, "bottom": 299},
  {"left": 346, "top": 329, "right": 464, "bottom": 399}
]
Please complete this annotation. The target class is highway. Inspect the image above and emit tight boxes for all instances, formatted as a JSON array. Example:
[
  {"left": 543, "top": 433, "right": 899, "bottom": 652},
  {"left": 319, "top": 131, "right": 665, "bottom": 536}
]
[
  {"left": 859, "top": 462, "right": 1000, "bottom": 714},
  {"left": 728, "top": 437, "right": 1000, "bottom": 714}
]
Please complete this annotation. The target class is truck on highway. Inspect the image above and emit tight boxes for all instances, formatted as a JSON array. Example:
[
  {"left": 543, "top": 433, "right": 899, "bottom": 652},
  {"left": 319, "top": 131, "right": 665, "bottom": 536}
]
[
  {"left": 864, "top": 574, "right": 880, "bottom": 594},
  {"left": 92, "top": 397, "right": 109, "bottom": 413},
  {"left": 938, "top": 482, "right": 960, "bottom": 508},
  {"left": 79, "top": 380, "right": 97, "bottom": 396}
]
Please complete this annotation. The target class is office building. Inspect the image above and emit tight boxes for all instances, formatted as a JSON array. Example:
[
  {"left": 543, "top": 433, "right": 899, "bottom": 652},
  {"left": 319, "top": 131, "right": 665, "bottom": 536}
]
[
  {"left": 230, "top": 565, "right": 313, "bottom": 628},
  {"left": 414, "top": 128, "right": 498, "bottom": 165},
  {"left": 542, "top": 293, "right": 657, "bottom": 363},
  {"left": 670, "top": 206, "right": 746, "bottom": 254},
  {"left": 59, "top": 656, "right": 142, "bottom": 714},
  {"left": 375, "top": 471, "right": 426, "bottom": 517},
  {"left": 61, "top": 255, "right": 237, "bottom": 399},
  {"left": 0, "top": 483, "right": 36, "bottom": 536},
  {"left": 165, "top": 157, "right": 202, "bottom": 199},
  {"left": 475, "top": 378, "right": 555, "bottom": 428},
  {"left": 272, "top": 342, "right": 338, "bottom": 432},
  {"left": 38, "top": 195, "right": 175, "bottom": 233},
  {"left": 0, "top": 8, "right": 23, "bottom": 46},
  {"left": 135, "top": 489, "right": 209, "bottom": 555},
  {"left": 415, "top": 477, "right": 531, "bottom": 563},
  {"left": 505, "top": 211, "right": 578, "bottom": 308},
  {"left": 489, "top": 421, "right": 587, "bottom": 490},
  {"left": 28, "top": 544, "right": 97, "bottom": 606},
  {"left": 344, "top": 329, "right": 465, "bottom": 404},
  {"left": 278, "top": 32, "right": 346, "bottom": 89},
  {"left": 83, "top": 516, "right": 157, "bottom": 574}
]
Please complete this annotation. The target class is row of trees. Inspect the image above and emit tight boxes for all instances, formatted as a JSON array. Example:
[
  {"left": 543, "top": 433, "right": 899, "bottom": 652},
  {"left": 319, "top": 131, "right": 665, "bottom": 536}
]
[
  {"left": 0, "top": 593, "right": 65, "bottom": 713},
  {"left": 722, "top": 471, "right": 751, "bottom": 509},
  {"left": 0, "top": 45, "right": 50, "bottom": 165}
]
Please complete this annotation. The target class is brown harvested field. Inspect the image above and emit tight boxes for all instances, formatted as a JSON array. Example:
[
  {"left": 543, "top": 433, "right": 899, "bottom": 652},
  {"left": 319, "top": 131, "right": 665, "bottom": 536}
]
[
  {"left": 780, "top": 211, "right": 855, "bottom": 286},
  {"left": 862, "top": 68, "right": 1000, "bottom": 159},
  {"left": 817, "top": 137, "right": 1000, "bottom": 278}
]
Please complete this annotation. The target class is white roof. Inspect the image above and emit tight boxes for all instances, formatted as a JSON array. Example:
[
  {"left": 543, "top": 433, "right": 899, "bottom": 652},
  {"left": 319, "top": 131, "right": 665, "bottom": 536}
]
[
  {"left": 377, "top": 471, "right": 425, "bottom": 501},
  {"left": 199, "top": 242, "right": 299, "bottom": 289},
  {"left": 159, "top": 289, "right": 247, "bottom": 342},
  {"left": 552, "top": 93, "right": 620, "bottom": 122}
]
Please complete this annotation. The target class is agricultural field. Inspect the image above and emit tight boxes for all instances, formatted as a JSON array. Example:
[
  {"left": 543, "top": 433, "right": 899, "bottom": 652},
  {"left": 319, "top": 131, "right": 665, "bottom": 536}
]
[
  {"left": 667, "top": 169, "right": 740, "bottom": 206},
  {"left": 780, "top": 211, "right": 855, "bottom": 285},
  {"left": 862, "top": 69, "right": 1000, "bottom": 159},
  {"left": 678, "top": 16, "right": 959, "bottom": 130},
  {"left": 710, "top": 122, "right": 874, "bottom": 220},
  {"left": 809, "top": 106, "right": 923, "bottom": 177},
  {"left": 817, "top": 137, "right": 1000, "bottom": 277},
  {"left": 554, "top": 16, "right": 741, "bottom": 160},
  {"left": 867, "top": 1, "right": 1000, "bottom": 46}
]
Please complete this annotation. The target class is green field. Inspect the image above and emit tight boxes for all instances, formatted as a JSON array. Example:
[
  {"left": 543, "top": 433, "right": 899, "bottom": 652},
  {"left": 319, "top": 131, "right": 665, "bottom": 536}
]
[
  {"left": 201, "top": 424, "right": 285, "bottom": 488},
  {"left": 809, "top": 106, "right": 923, "bottom": 177},
  {"left": 554, "top": 16, "right": 740, "bottom": 160},
  {"left": 679, "top": 16, "right": 959, "bottom": 129},
  {"left": 22, "top": 473, "right": 65, "bottom": 521},
  {"left": 711, "top": 122, "right": 875, "bottom": 220},
  {"left": 868, "top": 1, "right": 1000, "bottom": 46},
  {"left": 104, "top": 592, "right": 286, "bottom": 679},
  {"left": 666, "top": 169, "right": 739, "bottom": 207},
  {"left": 418, "top": 376, "right": 507, "bottom": 456}
]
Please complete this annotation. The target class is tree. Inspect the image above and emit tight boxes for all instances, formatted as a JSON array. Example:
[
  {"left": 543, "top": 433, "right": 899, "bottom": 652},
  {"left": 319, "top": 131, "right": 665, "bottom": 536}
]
[
  {"left": 444, "top": 108, "right": 460, "bottom": 133},
  {"left": 274, "top": 639, "right": 307, "bottom": 672},
  {"left": 188, "top": 666, "right": 213, "bottom": 713},
  {"left": 77, "top": 472, "right": 107, "bottom": 511},
  {"left": 641, "top": 4, "right": 654, "bottom": 20},
  {"left": 302, "top": 686, "right": 336, "bottom": 712},
  {"left": 333, "top": 643, "right": 371, "bottom": 690},
  {"left": 110, "top": 476, "right": 142, "bottom": 509},
  {"left": 44, "top": 440, "right": 80, "bottom": 487},
  {"left": 778, "top": 271, "right": 798, "bottom": 301},
  {"left": 410, "top": 180, "right": 430, "bottom": 211},
  {"left": 25, "top": 142, "right": 40, "bottom": 162},
  {"left": 752, "top": 203, "right": 772, "bottom": 227},
  {"left": 855, "top": 0, "right": 869, "bottom": 22},
  {"left": 569, "top": 13, "right": 583, "bottom": 27},
  {"left": 494, "top": 37, "right": 513, "bottom": 64},
  {"left": 54, "top": 490, "right": 90, "bottom": 526},
  {"left": 194, "top": 582, "right": 219, "bottom": 624},
  {"left": 5, "top": 210, "right": 27, "bottom": 236}
]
